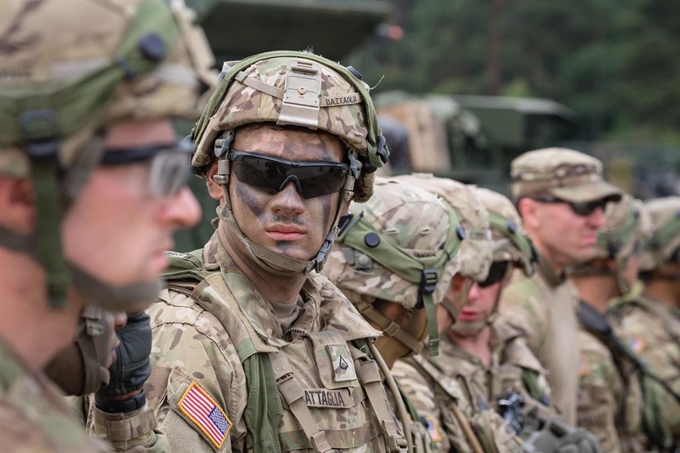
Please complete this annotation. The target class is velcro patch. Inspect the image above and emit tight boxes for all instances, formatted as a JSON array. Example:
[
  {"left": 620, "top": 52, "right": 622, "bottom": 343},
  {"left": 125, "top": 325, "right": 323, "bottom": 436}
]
[
  {"left": 304, "top": 388, "right": 352, "bottom": 408},
  {"left": 629, "top": 336, "right": 646, "bottom": 354},
  {"left": 178, "top": 382, "right": 231, "bottom": 449},
  {"left": 327, "top": 344, "right": 357, "bottom": 382},
  {"left": 423, "top": 415, "right": 442, "bottom": 443}
]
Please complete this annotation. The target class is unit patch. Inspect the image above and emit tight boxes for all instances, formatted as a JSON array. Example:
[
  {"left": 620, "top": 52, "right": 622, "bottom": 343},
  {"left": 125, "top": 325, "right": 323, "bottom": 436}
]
[
  {"left": 327, "top": 344, "right": 357, "bottom": 382},
  {"left": 423, "top": 415, "right": 442, "bottom": 443},
  {"left": 629, "top": 336, "right": 646, "bottom": 354},
  {"left": 178, "top": 382, "right": 231, "bottom": 449},
  {"left": 304, "top": 388, "right": 352, "bottom": 408}
]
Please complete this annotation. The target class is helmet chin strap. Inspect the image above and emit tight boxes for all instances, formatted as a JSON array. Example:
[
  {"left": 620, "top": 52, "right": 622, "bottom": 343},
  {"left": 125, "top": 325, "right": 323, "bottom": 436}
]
[{"left": 215, "top": 148, "right": 358, "bottom": 277}]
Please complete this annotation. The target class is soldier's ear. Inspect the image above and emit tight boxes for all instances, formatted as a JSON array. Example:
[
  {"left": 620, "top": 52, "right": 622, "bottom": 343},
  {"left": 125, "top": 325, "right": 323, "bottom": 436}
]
[
  {"left": 517, "top": 198, "right": 541, "bottom": 231},
  {"left": 205, "top": 160, "right": 224, "bottom": 201},
  {"left": 0, "top": 178, "right": 36, "bottom": 235}
]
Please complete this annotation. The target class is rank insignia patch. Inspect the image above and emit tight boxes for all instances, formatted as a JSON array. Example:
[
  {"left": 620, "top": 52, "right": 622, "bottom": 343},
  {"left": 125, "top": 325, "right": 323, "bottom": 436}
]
[{"left": 178, "top": 382, "right": 231, "bottom": 448}]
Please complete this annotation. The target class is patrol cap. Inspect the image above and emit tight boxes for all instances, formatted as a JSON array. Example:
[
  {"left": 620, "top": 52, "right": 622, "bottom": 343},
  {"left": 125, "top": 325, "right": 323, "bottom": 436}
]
[
  {"left": 475, "top": 187, "right": 536, "bottom": 276},
  {"left": 640, "top": 197, "right": 680, "bottom": 272},
  {"left": 393, "top": 174, "right": 493, "bottom": 282},
  {"left": 511, "top": 148, "right": 623, "bottom": 203}
]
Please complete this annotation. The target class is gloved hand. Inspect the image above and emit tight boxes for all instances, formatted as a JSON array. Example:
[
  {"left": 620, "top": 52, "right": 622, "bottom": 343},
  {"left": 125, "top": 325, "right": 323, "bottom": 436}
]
[
  {"left": 523, "top": 417, "right": 601, "bottom": 453},
  {"left": 96, "top": 311, "right": 152, "bottom": 398}
]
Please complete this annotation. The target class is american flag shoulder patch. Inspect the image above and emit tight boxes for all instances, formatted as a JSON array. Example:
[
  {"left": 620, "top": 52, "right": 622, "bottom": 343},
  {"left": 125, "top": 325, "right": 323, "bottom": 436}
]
[{"left": 178, "top": 382, "right": 231, "bottom": 449}]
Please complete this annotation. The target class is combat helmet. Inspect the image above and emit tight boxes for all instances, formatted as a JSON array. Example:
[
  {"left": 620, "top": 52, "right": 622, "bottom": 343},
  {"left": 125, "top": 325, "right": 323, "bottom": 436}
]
[
  {"left": 392, "top": 174, "right": 493, "bottom": 322},
  {"left": 324, "top": 178, "right": 463, "bottom": 356},
  {"left": 640, "top": 197, "right": 680, "bottom": 279},
  {"left": 0, "top": 0, "right": 215, "bottom": 309},
  {"left": 452, "top": 187, "right": 538, "bottom": 335},
  {"left": 571, "top": 194, "right": 650, "bottom": 293},
  {"left": 190, "top": 51, "right": 388, "bottom": 276}
]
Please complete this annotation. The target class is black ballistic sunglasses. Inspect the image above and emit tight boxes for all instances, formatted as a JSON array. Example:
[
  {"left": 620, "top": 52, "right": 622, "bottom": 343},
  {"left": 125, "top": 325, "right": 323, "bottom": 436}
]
[
  {"left": 228, "top": 149, "right": 349, "bottom": 199},
  {"left": 478, "top": 261, "right": 510, "bottom": 288},
  {"left": 531, "top": 195, "right": 609, "bottom": 217}
]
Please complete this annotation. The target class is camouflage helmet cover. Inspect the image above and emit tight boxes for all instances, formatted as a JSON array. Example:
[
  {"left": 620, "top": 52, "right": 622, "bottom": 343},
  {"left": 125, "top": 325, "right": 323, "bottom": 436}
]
[
  {"left": 511, "top": 148, "right": 622, "bottom": 203},
  {"left": 0, "top": 0, "right": 215, "bottom": 177},
  {"left": 392, "top": 173, "right": 493, "bottom": 282},
  {"left": 640, "top": 196, "right": 680, "bottom": 272},
  {"left": 325, "top": 177, "right": 461, "bottom": 309},
  {"left": 474, "top": 187, "right": 536, "bottom": 276},
  {"left": 592, "top": 194, "right": 650, "bottom": 263},
  {"left": 190, "top": 51, "right": 388, "bottom": 202}
]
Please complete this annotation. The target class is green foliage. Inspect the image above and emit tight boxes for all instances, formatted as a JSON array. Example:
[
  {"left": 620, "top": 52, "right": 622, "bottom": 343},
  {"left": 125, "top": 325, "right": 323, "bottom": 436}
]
[{"left": 347, "top": 0, "right": 680, "bottom": 142}]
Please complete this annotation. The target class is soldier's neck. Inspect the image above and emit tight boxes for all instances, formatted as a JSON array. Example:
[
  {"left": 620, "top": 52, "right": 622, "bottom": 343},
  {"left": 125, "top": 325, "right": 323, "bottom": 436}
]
[
  {"left": 449, "top": 327, "right": 492, "bottom": 366},
  {"left": 572, "top": 275, "right": 619, "bottom": 313},
  {"left": 643, "top": 279, "right": 680, "bottom": 309},
  {"left": 222, "top": 234, "right": 306, "bottom": 304},
  {"left": 0, "top": 252, "right": 83, "bottom": 372}
]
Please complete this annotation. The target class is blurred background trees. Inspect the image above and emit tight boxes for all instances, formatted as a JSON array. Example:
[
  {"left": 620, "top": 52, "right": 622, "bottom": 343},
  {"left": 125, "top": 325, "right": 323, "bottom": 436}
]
[{"left": 347, "top": 0, "right": 680, "bottom": 144}]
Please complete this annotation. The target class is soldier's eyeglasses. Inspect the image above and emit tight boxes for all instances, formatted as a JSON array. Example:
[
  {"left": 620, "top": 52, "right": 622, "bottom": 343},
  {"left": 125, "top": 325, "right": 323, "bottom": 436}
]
[
  {"left": 101, "top": 144, "right": 190, "bottom": 198},
  {"left": 531, "top": 196, "right": 609, "bottom": 217},
  {"left": 228, "top": 149, "right": 349, "bottom": 199},
  {"left": 478, "top": 261, "right": 510, "bottom": 288}
]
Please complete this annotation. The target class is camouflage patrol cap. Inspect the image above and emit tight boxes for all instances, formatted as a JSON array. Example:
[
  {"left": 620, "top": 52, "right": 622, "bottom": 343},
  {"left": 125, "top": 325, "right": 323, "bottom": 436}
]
[
  {"left": 511, "top": 148, "right": 623, "bottom": 203},
  {"left": 0, "top": 0, "right": 215, "bottom": 178},
  {"left": 392, "top": 173, "right": 493, "bottom": 282},
  {"left": 325, "top": 178, "right": 463, "bottom": 356},
  {"left": 640, "top": 197, "right": 680, "bottom": 272},
  {"left": 475, "top": 187, "right": 536, "bottom": 276},
  {"left": 190, "top": 51, "right": 388, "bottom": 202}
]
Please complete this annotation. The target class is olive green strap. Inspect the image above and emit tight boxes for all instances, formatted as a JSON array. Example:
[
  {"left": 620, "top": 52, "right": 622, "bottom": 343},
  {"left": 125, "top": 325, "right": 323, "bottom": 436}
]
[
  {"left": 242, "top": 351, "right": 283, "bottom": 453},
  {"left": 355, "top": 301, "right": 424, "bottom": 355}
]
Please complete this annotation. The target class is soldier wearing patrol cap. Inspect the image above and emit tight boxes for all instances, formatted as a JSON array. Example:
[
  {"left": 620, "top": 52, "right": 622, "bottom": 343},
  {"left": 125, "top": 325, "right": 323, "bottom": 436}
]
[
  {"left": 148, "top": 51, "right": 412, "bottom": 453},
  {"left": 0, "top": 0, "right": 213, "bottom": 450},
  {"left": 610, "top": 197, "right": 680, "bottom": 448},
  {"left": 571, "top": 195, "right": 674, "bottom": 452},
  {"left": 498, "top": 148, "right": 623, "bottom": 425},
  {"left": 324, "top": 177, "right": 465, "bottom": 453}
]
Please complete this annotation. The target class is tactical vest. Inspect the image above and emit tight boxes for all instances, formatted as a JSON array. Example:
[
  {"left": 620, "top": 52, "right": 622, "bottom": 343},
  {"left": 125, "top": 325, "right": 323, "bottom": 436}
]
[
  {"left": 163, "top": 247, "right": 408, "bottom": 453},
  {"left": 407, "top": 355, "right": 524, "bottom": 453},
  {"left": 579, "top": 300, "right": 673, "bottom": 451}
]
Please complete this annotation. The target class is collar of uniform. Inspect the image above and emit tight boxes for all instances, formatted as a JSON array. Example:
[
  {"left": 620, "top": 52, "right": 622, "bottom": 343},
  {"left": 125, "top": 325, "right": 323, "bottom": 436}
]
[
  {"left": 491, "top": 323, "right": 545, "bottom": 374},
  {"left": 536, "top": 255, "right": 566, "bottom": 288}
]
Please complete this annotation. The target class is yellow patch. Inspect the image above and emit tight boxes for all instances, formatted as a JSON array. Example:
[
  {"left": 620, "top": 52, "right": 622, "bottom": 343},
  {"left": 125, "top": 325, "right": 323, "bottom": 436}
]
[
  {"left": 178, "top": 382, "right": 231, "bottom": 449},
  {"left": 423, "top": 415, "right": 443, "bottom": 443}
]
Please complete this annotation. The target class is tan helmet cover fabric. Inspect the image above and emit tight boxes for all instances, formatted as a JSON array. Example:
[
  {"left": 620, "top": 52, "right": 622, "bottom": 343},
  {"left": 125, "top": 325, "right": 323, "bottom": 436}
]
[
  {"left": 190, "top": 52, "right": 384, "bottom": 202},
  {"left": 475, "top": 187, "right": 535, "bottom": 276},
  {"left": 0, "top": 0, "right": 215, "bottom": 177},
  {"left": 511, "top": 148, "right": 622, "bottom": 203},
  {"left": 325, "top": 177, "right": 461, "bottom": 309},
  {"left": 640, "top": 196, "right": 680, "bottom": 272},
  {"left": 393, "top": 173, "right": 493, "bottom": 282}
]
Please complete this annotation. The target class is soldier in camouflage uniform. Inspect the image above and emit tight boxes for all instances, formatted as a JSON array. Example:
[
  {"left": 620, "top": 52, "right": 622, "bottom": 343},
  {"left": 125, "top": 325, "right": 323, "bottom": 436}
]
[
  {"left": 0, "top": 0, "right": 213, "bottom": 450},
  {"left": 498, "top": 148, "right": 623, "bottom": 425},
  {"left": 572, "top": 195, "right": 673, "bottom": 452},
  {"left": 324, "top": 176, "right": 465, "bottom": 453},
  {"left": 147, "top": 51, "right": 412, "bottom": 453},
  {"left": 444, "top": 188, "right": 555, "bottom": 427},
  {"left": 609, "top": 197, "right": 680, "bottom": 449}
]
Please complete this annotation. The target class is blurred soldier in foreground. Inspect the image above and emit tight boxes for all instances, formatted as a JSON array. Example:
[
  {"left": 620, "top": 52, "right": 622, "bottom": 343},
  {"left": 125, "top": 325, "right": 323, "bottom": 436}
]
[
  {"left": 148, "top": 51, "right": 410, "bottom": 452},
  {"left": 572, "top": 195, "right": 673, "bottom": 452},
  {"left": 0, "top": 0, "right": 211, "bottom": 450},
  {"left": 498, "top": 148, "right": 623, "bottom": 424},
  {"left": 609, "top": 197, "right": 680, "bottom": 448},
  {"left": 325, "top": 177, "right": 464, "bottom": 452}
]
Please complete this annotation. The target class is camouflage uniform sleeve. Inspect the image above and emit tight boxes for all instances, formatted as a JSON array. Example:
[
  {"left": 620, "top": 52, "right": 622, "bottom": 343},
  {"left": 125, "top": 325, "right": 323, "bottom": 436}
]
[
  {"left": 575, "top": 330, "right": 621, "bottom": 453},
  {"left": 144, "top": 292, "right": 248, "bottom": 453},
  {"left": 497, "top": 273, "right": 550, "bottom": 356},
  {"left": 392, "top": 360, "right": 450, "bottom": 453},
  {"left": 619, "top": 306, "right": 680, "bottom": 440}
]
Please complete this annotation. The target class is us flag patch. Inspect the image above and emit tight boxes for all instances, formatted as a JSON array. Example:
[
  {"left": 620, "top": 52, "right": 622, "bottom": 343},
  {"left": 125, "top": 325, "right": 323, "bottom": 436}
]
[{"left": 178, "top": 382, "right": 231, "bottom": 448}]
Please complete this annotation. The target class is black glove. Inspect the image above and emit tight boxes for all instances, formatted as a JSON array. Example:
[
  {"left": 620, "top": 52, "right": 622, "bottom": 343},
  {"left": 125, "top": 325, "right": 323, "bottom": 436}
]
[{"left": 97, "top": 311, "right": 152, "bottom": 398}]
